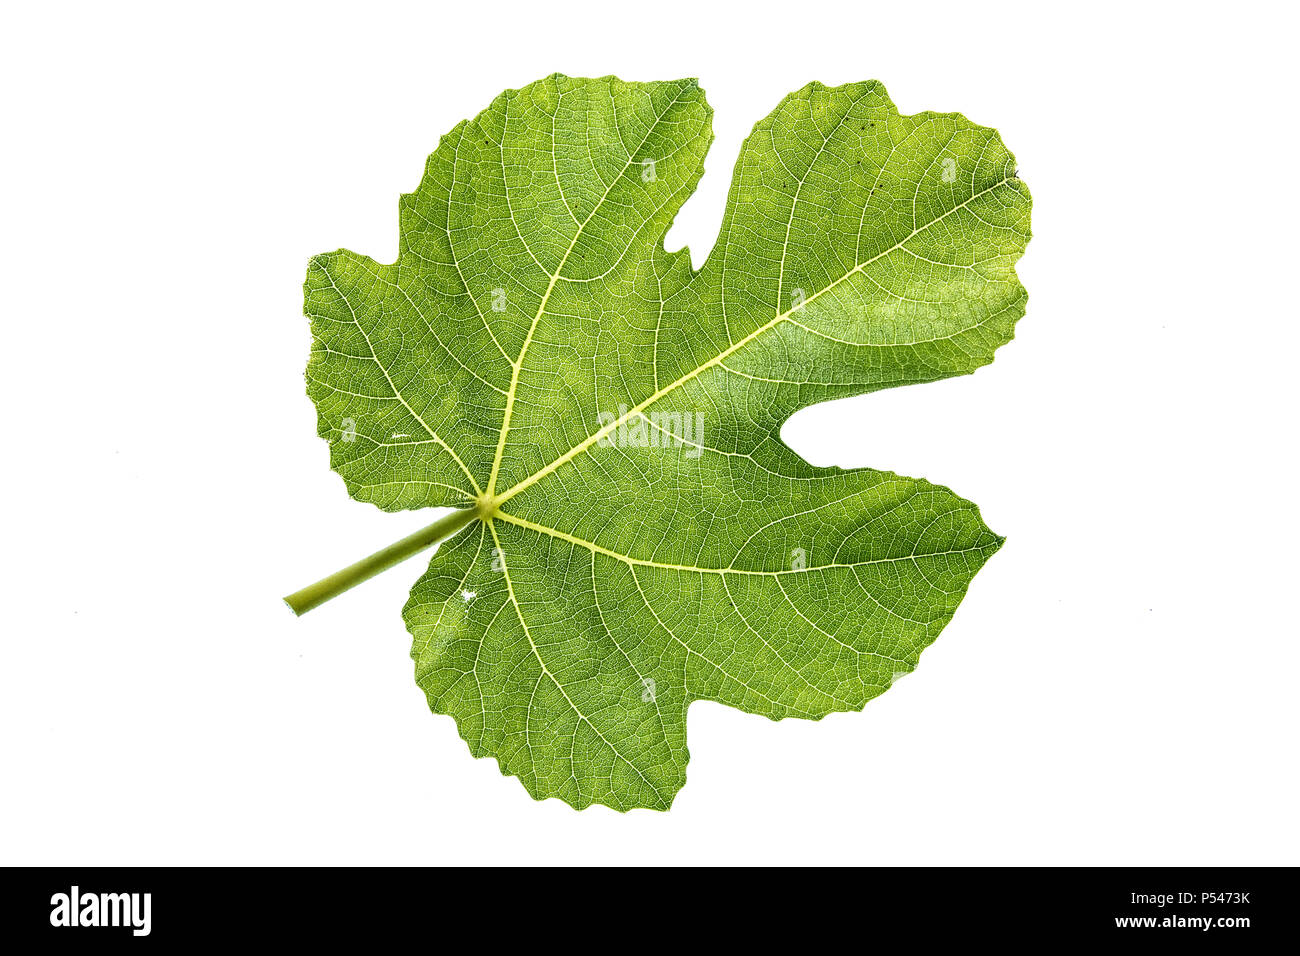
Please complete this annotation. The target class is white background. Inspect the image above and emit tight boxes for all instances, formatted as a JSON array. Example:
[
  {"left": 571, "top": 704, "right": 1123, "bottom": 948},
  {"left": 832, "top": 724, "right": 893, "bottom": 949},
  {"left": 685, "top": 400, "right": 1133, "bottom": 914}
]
[{"left": 2, "top": 1, "right": 1296, "bottom": 866}]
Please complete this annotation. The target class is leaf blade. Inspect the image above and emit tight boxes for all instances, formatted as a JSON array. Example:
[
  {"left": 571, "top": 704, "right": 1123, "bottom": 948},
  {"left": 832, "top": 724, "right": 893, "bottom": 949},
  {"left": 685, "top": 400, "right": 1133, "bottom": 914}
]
[{"left": 305, "top": 75, "right": 1031, "bottom": 810}]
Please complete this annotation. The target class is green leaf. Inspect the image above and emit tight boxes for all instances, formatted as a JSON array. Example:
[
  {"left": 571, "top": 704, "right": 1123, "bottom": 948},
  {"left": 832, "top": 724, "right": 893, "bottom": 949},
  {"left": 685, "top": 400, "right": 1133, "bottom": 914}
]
[{"left": 294, "top": 74, "right": 1031, "bottom": 810}]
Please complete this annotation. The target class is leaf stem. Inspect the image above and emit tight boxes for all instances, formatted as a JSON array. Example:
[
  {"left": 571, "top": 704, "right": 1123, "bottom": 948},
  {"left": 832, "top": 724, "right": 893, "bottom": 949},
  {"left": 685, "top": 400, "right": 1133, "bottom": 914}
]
[{"left": 283, "top": 505, "right": 481, "bottom": 616}]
